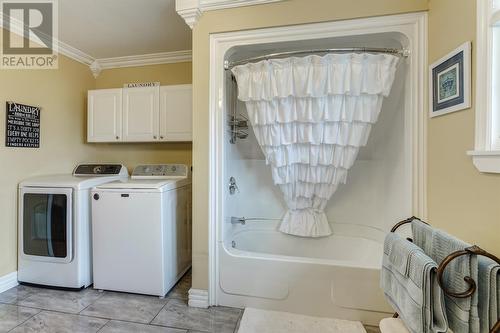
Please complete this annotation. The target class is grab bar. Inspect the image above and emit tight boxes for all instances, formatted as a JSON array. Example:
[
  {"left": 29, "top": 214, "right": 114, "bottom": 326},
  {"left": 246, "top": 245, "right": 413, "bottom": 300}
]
[{"left": 231, "top": 216, "right": 282, "bottom": 225}]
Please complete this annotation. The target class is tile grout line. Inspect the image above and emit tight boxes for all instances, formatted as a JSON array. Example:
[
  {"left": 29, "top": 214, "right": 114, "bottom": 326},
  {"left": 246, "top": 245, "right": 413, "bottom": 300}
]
[
  {"left": 12, "top": 287, "right": 106, "bottom": 315},
  {"left": 147, "top": 298, "right": 213, "bottom": 333},
  {"left": 7, "top": 301, "right": 93, "bottom": 316},
  {"left": 15, "top": 294, "right": 191, "bottom": 328},
  {"left": 3, "top": 302, "right": 60, "bottom": 314},
  {"left": 77, "top": 289, "right": 107, "bottom": 315},
  {"left": 94, "top": 319, "right": 111, "bottom": 333},
  {"left": 5, "top": 306, "right": 42, "bottom": 333},
  {"left": 0, "top": 287, "right": 37, "bottom": 306},
  {"left": 149, "top": 297, "right": 171, "bottom": 325},
  {"left": 148, "top": 322, "right": 194, "bottom": 332},
  {"left": 232, "top": 311, "right": 243, "bottom": 333},
  {"left": 148, "top": 312, "right": 210, "bottom": 331},
  {"left": 6, "top": 309, "right": 112, "bottom": 333}
]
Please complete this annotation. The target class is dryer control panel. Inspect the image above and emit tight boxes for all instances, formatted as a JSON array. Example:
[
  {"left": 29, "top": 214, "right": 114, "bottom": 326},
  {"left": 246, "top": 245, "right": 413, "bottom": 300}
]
[
  {"left": 73, "top": 164, "right": 127, "bottom": 176},
  {"left": 131, "top": 164, "right": 189, "bottom": 179}
]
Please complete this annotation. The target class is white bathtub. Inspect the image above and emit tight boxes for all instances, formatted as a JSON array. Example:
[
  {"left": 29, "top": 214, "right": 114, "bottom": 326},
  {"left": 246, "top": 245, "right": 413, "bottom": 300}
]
[{"left": 217, "top": 222, "right": 393, "bottom": 326}]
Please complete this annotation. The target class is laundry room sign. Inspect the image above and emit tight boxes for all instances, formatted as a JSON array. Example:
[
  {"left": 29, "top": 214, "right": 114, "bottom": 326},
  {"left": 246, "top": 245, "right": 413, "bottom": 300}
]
[
  {"left": 5, "top": 102, "right": 41, "bottom": 148},
  {"left": 124, "top": 82, "right": 160, "bottom": 88}
]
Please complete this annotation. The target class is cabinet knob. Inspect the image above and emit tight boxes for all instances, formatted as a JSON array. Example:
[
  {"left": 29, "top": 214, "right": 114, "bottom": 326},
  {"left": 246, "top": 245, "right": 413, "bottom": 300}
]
[
  {"left": 116, "top": 136, "right": 119, "bottom": 140},
  {"left": 160, "top": 136, "right": 164, "bottom": 139},
  {"left": 153, "top": 136, "right": 157, "bottom": 139}
]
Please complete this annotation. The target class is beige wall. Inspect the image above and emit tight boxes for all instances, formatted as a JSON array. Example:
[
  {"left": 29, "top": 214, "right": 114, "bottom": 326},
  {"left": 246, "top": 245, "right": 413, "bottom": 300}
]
[
  {"left": 95, "top": 62, "right": 192, "bottom": 89},
  {"left": 427, "top": 0, "right": 500, "bottom": 256},
  {"left": 0, "top": 46, "right": 192, "bottom": 276},
  {"left": 191, "top": 0, "right": 429, "bottom": 290}
]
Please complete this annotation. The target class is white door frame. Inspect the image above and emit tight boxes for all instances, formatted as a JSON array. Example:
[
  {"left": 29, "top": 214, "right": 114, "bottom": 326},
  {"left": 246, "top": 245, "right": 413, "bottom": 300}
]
[{"left": 208, "top": 12, "right": 428, "bottom": 306}]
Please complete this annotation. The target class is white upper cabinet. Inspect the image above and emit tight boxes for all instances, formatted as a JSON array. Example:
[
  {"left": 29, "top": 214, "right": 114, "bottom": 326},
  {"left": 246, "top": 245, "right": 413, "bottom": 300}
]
[
  {"left": 122, "top": 86, "right": 160, "bottom": 142},
  {"left": 88, "top": 89, "right": 122, "bottom": 142},
  {"left": 87, "top": 85, "right": 192, "bottom": 143},
  {"left": 160, "top": 85, "right": 192, "bottom": 141}
]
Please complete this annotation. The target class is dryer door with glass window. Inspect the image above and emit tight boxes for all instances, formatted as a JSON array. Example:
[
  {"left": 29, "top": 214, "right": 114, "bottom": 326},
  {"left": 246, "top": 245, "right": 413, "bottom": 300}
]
[{"left": 19, "top": 187, "right": 73, "bottom": 263}]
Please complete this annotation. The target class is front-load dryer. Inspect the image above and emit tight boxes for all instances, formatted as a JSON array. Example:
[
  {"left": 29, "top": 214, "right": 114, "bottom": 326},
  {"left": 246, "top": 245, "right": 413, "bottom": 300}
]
[
  {"left": 18, "top": 164, "right": 129, "bottom": 289},
  {"left": 91, "top": 164, "right": 192, "bottom": 297}
]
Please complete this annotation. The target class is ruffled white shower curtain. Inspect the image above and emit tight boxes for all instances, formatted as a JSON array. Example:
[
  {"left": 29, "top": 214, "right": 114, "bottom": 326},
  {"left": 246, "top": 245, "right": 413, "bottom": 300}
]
[{"left": 231, "top": 53, "right": 399, "bottom": 238}]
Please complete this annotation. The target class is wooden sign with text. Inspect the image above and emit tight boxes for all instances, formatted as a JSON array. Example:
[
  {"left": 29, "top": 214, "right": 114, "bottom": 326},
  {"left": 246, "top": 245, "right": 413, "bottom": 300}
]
[
  {"left": 5, "top": 102, "right": 41, "bottom": 148},
  {"left": 124, "top": 82, "right": 160, "bottom": 88}
]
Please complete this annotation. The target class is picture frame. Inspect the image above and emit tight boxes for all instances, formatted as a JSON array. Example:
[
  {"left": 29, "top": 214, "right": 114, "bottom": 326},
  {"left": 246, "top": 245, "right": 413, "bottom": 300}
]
[{"left": 429, "top": 41, "right": 471, "bottom": 118}]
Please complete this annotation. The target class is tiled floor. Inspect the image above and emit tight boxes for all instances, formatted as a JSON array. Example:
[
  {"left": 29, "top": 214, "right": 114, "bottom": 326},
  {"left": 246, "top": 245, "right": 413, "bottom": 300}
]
[
  {"left": 0, "top": 270, "right": 381, "bottom": 333},
  {"left": 0, "top": 271, "right": 242, "bottom": 333}
]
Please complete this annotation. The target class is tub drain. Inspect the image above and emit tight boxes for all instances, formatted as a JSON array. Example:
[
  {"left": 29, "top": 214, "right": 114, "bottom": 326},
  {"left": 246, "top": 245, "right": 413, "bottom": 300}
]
[{"left": 231, "top": 240, "right": 236, "bottom": 248}]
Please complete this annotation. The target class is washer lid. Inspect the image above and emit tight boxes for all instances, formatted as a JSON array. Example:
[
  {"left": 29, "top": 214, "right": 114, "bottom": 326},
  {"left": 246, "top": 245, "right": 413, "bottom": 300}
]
[
  {"left": 96, "top": 178, "right": 191, "bottom": 192},
  {"left": 19, "top": 163, "right": 129, "bottom": 189},
  {"left": 19, "top": 174, "right": 129, "bottom": 189}
]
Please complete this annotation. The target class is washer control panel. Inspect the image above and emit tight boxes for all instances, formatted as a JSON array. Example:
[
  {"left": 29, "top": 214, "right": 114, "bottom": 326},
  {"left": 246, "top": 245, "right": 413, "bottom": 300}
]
[
  {"left": 74, "top": 164, "right": 126, "bottom": 176},
  {"left": 132, "top": 164, "right": 189, "bottom": 179}
]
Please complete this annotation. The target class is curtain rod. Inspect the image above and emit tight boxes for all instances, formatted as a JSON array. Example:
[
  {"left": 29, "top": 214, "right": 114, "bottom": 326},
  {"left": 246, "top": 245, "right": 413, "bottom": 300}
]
[{"left": 224, "top": 47, "right": 410, "bottom": 70}]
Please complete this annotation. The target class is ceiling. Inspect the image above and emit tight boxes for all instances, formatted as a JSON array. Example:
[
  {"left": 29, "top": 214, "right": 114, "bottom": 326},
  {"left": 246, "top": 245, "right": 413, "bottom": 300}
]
[{"left": 58, "top": 0, "right": 192, "bottom": 59}]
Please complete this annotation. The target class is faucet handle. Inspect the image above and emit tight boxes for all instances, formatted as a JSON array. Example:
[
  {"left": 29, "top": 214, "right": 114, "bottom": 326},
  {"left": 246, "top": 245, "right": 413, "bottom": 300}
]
[{"left": 229, "top": 176, "right": 239, "bottom": 195}]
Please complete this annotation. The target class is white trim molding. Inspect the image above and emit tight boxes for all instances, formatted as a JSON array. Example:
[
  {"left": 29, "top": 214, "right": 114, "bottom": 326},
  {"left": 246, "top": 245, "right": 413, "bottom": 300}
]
[
  {"left": 92, "top": 50, "right": 194, "bottom": 77},
  {"left": 175, "top": 0, "right": 286, "bottom": 28},
  {"left": 175, "top": 0, "right": 202, "bottom": 29},
  {"left": 469, "top": 0, "right": 500, "bottom": 172},
  {"left": 208, "top": 12, "right": 428, "bottom": 307},
  {"left": 90, "top": 50, "right": 192, "bottom": 77},
  {"left": 1, "top": 12, "right": 92, "bottom": 66},
  {"left": 94, "top": 51, "right": 192, "bottom": 73},
  {"left": 200, "top": 0, "right": 284, "bottom": 11},
  {"left": 0, "top": 271, "right": 18, "bottom": 294},
  {"left": 57, "top": 40, "right": 95, "bottom": 66},
  {"left": 467, "top": 150, "right": 500, "bottom": 173},
  {"left": 188, "top": 288, "right": 209, "bottom": 308}
]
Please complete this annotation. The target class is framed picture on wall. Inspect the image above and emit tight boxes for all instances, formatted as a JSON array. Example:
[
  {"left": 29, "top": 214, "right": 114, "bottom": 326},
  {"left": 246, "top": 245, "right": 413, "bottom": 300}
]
[{"left": 429, "top": 41, "right": 471, "bottom": 118}]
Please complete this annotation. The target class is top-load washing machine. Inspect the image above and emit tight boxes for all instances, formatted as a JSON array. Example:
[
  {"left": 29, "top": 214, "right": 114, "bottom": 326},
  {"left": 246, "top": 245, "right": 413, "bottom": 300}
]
[
  {"left": 18, "top": 164, "right": 128, "bottom": 289},
  {"left": 91, "top": 164, "right": 192, "bottom": 297}
]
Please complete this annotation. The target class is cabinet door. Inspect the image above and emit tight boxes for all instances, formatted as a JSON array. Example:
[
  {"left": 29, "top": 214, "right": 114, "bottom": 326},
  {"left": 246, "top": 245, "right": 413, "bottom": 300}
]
[
  {"left": 87, "top": 89, "right": 122, "bottom": 142},
  {"left": 123, "top": 86, "right": 160, "bottom": 142},
  {"left": 160, "top": 85, "right": 192, "bottom": 141}
]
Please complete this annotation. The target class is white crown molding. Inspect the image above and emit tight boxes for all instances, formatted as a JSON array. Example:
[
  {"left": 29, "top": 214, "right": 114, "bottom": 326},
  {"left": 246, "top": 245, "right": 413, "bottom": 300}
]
[
  {"left": 200, "top": 0, "right": 284, "bottom": 11},
  {"left": 0, "top": 271, "right": 18, "bottom": 294},
  {"left": 1, "top": 12, "right": 93, "bottom": 66},
  {"left": 175, "top": 0, "right": 286, "bottom": 29},
  {"left": 95, "top": 50, "right": 192, "bottom": 71},
  {"left": 89, "top": 50, "right": 192, "bottom": 77},
  {"left": 57, "top": 40, "right": 95, "bottom": 66},
  {"left": 1, "top": 13, "right": 191, "bottom": 77},
  {"left": 176, "top": 0, "right": 202, "bottom": 29}
]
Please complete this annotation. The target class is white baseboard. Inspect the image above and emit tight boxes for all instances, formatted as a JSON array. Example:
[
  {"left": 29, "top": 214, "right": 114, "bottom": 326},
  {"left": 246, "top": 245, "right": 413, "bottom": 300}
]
[
  {"left": 0, "top": 271, "right": 18, "bottom": 294},
  {"left": 188, "top": 288, "right": 209, "bottom": 308}
]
